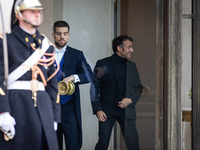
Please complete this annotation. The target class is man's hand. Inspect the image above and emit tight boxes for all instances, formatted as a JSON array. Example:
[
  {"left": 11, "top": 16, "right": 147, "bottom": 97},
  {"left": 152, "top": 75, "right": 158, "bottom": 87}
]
[
  {"left": 63, "top": 75, "right": 75, "bottom": 83},
  {"left": 118, "top": 98, "right": 132, "bottom": 109},
  {"left": 96, "top": 111, "right": 107, "bottom": 122}
]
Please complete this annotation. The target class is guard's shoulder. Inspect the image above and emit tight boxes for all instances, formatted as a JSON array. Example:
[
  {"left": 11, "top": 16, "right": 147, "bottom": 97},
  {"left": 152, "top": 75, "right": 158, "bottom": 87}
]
[
  {"left": 0, "top": 31, "right": 14, "bottom": 40},
  {"left": 41, "top": 34, "right": 55, "bottom": 47}
]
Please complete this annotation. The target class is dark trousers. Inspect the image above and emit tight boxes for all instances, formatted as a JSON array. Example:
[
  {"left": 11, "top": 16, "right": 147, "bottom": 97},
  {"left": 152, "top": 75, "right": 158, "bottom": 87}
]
[
  {"left": 95, "top": 108, "right": 125, "bottom": 150},
  {"left": 41, "top": 129, "right": 48, "bottom": 150},
  {"left": 57, "top": 99, "right": 80, "bottom": 150},
  {"left": 124, "top": 116, "right": 140, "bottom": 150},
  {"left": 95, "top": 108, "right": 139, "bottom": 150}
]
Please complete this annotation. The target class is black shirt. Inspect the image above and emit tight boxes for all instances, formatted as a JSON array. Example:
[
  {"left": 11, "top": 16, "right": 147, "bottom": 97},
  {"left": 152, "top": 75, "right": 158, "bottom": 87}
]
[{"left": 111, "top": 53, "right": 127, "bottom": 102}]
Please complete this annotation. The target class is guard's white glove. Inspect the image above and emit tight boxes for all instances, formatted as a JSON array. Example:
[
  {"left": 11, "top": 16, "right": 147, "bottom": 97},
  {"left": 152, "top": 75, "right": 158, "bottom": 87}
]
[
  {"left": 0, "top": 112, "right": 16, "bottom": 136},
  {"left": 54, "top": 122, "right": 58, "bottom": 131}
]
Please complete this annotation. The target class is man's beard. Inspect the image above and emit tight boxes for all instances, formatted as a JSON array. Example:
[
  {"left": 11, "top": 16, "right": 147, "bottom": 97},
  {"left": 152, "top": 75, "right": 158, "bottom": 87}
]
[{"left": 55, "top": 41, "right": 67, "bottom": 49}]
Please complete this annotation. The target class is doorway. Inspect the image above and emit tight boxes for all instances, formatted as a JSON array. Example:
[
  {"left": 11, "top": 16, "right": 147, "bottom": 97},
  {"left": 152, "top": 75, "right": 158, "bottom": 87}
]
[{"left": 120, "top": 0, "right": 156, "bottom": 149}]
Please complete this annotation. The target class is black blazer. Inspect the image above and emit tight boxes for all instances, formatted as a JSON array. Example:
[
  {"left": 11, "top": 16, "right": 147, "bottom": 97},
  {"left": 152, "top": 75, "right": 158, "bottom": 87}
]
[
  {"left": 91, "top": 54, "right": 142, "bottom": 119},
  {"left": 62, "top": 46, "right": 93, "bottom": 148}
]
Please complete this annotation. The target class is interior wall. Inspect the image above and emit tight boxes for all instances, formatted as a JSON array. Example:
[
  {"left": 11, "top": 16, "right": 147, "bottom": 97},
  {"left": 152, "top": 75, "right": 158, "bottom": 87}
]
[
  {"left": 0, "top": 0, "right": 13, "bottom": 34},
  {"left": 181, "top": 0, "right": 192, "bottom": 110},
  {"left": 121, "top": 0, "right": 156, "bottom": 149},
  {"left": 39, "top": 0, "right": 54, "bottom": 42},
  {"left": 181, "top": 0, "right": 192, "bottom": 149}
]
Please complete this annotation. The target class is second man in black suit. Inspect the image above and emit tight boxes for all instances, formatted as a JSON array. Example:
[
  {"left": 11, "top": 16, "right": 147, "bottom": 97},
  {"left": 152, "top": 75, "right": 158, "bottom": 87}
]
[
  {"left": 52, "top": 20, "right": 92, "bottom": 150},
  {"left": 91, "top": 35, "right": 143, "bottom": 150}
]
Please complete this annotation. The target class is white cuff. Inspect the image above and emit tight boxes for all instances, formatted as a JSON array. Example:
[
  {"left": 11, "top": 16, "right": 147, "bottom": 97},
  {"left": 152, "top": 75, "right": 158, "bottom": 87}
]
[{"left": 73, "top": 75, "right": 80, "bottom": 83}]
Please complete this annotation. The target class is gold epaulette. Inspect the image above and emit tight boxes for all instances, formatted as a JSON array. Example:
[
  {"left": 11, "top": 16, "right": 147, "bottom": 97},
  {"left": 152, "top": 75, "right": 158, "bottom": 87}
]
[
  {"left": 0, "top": 87, "right": 5, "bottom": 95},
  {"left": 41, "top": 34, "right": 55, "bottom": 47},
  {"left": 0, "top": 34, "right": 3, "bottom": 39},
  {"left": 0, "top": 31, "right": 9, "bottom": 39}
]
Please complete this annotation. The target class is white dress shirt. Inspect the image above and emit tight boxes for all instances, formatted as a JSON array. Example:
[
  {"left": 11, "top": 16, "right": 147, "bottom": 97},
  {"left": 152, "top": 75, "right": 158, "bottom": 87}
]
[
  {"left": 55, "top": 45, "right": 67, "bottom": 64},
  {"left": 55, "top": 45, "right": 80, "bottom": 83}
]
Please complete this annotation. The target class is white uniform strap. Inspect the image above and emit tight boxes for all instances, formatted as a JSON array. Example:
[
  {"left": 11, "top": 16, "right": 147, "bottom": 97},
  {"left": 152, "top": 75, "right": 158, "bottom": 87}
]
[
  {"left": 7, "top": 37, "right": 50, "bottom": 86},
  {"left": 8, "top": 81, "right": 45, "bottom": 91}
]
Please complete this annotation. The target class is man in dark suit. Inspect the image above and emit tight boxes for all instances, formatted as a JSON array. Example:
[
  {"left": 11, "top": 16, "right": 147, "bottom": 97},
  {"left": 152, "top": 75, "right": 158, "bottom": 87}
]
[
  {"left": 52, "top": 20, "right": 92, "bottom": 150},
  {"left": 91, "top": 35, "right": 143, "bottom": 150}
]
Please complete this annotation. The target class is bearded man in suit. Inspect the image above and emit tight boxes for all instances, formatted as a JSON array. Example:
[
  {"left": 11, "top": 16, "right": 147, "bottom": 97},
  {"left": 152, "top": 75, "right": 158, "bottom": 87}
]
[
  {"left": 52, "top": 20, "right": 92, "bottom": 150},
  {"left": 91, "top": 35, "right": 143, "bottom": 150}
]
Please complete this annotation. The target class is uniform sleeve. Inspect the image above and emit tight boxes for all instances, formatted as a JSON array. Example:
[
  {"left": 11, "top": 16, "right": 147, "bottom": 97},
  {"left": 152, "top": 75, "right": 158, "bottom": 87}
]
[
  {"left": 76, "top": 51, "right": 93, "bottom": 84},
  {"left": 45, "top": 46, "right": 61, "bottom": 123}
]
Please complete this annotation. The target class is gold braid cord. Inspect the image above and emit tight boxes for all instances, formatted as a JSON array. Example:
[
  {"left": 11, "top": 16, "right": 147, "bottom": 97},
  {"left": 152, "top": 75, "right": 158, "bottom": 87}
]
[
  {"left": 31, "top": 65, "right": 47, "bottom": 86},
  {"left": 30, "top": 44, "right": 60, "bottom": 85}
]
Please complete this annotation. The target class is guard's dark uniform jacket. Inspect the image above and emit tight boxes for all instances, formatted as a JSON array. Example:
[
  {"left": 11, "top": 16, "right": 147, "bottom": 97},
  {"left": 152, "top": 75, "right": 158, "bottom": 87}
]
[{"left": 0, "top": 26, "right": 61, "bottom": 150}]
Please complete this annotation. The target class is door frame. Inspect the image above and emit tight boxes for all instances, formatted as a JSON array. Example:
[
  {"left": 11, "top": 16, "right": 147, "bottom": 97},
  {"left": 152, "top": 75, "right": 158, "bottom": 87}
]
[
  {"left": 192, "top": 0, "right": 200, "bottom": 149},
  {"left": 156, "top": 0, "right": 182, "bottom": 149}
]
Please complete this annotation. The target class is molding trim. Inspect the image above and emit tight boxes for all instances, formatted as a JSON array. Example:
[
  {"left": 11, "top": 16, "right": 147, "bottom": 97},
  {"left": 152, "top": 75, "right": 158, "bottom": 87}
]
[
  {"left": 156, "top": 0, "right": 165, "bottom": 149},
  {"left": 167, "top": 0, "right": 182, "bottom": 149},
  {"left": 192, "top": 0, "right": 200, "bottom": 149}
]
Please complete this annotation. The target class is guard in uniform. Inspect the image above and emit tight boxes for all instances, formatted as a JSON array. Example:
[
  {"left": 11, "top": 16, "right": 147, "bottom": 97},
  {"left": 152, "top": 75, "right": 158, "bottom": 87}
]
[{"left": 0, "top": 0, "right": 60, "bottom": 150}]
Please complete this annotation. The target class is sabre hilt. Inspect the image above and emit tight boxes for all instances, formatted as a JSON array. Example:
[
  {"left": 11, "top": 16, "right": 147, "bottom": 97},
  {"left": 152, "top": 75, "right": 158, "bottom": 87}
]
[{"left": 0, "top": 127, "right": 14, "bottom": 141}]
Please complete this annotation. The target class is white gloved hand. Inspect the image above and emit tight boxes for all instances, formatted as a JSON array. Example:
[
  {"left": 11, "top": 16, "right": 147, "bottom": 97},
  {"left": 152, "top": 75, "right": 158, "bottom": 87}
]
[
  {"left": 0, "top": 112, "right": 16, "bottom": 136},
  {"left": 54, "top": 122, "right": 58, "bottom": 131}
]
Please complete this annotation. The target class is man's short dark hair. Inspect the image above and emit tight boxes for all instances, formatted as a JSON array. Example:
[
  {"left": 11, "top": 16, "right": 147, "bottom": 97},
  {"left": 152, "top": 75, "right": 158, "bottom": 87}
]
[
  {"left": 53, "top": 20, "right": 70, "bottom": 33},
  {"left": 112, "top": 35, "right": 133, "bottom": 53}
]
